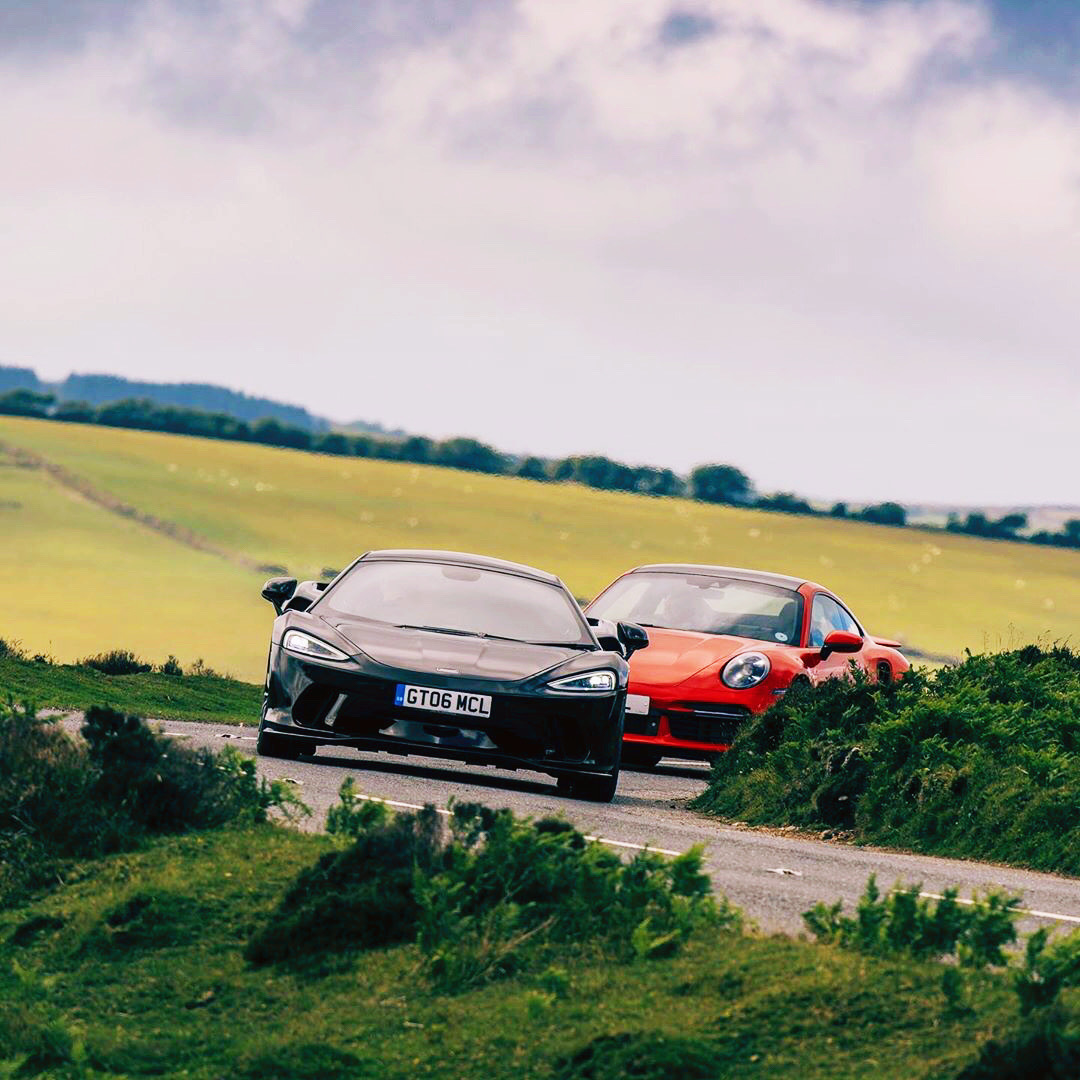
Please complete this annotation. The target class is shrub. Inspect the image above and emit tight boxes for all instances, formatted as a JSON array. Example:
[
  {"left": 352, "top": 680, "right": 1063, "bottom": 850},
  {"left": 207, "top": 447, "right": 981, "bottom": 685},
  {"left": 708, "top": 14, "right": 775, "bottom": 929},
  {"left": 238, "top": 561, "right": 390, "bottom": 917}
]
[
  {"left": 79, "top": 649, "right": 152, "bottom": 675},
  {"left": 0, "top": 702, "right": 304, "bottom": 905},
  {"left": 804, "top": 875, "right": 1019, "bottom": 968},
  {"left": 157, "top": 655, "right": 183, "bottom": 677},
  {"left": 694, "top": 647, "right": 1080, "bottom": 874},
  {"left": 249, "top": 792, "right": 735, "bottom": 984},
  {"left": 245, "top": 805, "right": 441, "bottom": 967}
]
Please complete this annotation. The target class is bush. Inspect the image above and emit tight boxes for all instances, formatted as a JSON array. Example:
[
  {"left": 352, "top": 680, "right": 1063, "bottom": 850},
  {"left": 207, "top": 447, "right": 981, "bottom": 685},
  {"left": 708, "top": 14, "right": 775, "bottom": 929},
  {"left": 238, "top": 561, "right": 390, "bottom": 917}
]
[
  {"left": 0, "top": 702, "right": 304, "bottom": 905},
  {"left": 804, "top": 875, "right": 1019, "bottom": 968},
  {"left": 157, "top": 655, "right": 184, "bottom": 676},
  {"left": 249, "top": 792, "right": 735, "bottom": 984},
  {"left": 79, "top": 649, "right": 152, "bottom": 675},
  {"left": 694, "top": 647, "right": 1080, "bottom": 874}
]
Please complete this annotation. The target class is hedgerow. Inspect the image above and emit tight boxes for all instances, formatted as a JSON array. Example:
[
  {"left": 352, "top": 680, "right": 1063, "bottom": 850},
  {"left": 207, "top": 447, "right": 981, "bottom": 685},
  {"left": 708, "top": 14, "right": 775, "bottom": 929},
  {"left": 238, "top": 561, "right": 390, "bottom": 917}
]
[{"left": 693, "top": 646, "right": 1080, "bottom": 874}]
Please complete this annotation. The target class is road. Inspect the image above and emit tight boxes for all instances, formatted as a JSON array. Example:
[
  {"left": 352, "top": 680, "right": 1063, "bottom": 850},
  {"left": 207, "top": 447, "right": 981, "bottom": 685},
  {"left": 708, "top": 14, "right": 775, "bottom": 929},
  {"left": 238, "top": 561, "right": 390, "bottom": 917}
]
[{"left": 73, "top": 717, "right": 1080, "bottom": 937}]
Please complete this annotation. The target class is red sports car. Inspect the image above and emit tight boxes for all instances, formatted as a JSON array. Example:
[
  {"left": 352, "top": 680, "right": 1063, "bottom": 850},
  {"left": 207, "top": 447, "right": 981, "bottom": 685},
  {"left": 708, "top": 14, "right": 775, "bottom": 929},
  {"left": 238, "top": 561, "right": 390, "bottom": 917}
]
[{"left": 586, "top": 563, "right": 909, "bottom": 766}]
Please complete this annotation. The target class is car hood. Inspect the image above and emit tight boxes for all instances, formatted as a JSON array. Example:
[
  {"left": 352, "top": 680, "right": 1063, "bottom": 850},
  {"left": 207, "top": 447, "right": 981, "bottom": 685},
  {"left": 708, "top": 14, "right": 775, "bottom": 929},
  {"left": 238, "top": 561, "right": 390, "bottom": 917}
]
[
  {"left": 322, "top": 616, "right": 582, "bottom": 681},
  {"left": 630, "top": 626, "right": 773, "bottom": 685}
]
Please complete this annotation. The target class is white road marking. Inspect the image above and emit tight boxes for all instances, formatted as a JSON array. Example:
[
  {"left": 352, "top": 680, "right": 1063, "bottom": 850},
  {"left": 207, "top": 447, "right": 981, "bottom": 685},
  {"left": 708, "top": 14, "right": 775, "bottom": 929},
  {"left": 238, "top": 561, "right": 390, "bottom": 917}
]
[{"left": 920, "top": 891, "right": 1080, "bottom": 926}]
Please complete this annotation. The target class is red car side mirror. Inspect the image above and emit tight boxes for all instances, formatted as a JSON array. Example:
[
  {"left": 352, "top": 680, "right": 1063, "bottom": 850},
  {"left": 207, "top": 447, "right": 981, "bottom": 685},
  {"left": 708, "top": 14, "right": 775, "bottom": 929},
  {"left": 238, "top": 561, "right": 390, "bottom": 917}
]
[{"left": 822, "top": 630, "right": 862, "bottom": 657}]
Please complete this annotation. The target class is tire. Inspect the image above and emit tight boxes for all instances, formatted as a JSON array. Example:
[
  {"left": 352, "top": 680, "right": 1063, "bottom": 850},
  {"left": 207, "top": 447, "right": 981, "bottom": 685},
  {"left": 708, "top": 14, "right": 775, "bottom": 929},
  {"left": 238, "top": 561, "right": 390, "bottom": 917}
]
[
  {"left": 623, "top": 746, "right": 662, "bottom": 769},
  {"left": 256, "top": 727, "right": 308, "bottom": 760},
  {"left": 569, "top": 769, "right": 620, "bottom": 802}
]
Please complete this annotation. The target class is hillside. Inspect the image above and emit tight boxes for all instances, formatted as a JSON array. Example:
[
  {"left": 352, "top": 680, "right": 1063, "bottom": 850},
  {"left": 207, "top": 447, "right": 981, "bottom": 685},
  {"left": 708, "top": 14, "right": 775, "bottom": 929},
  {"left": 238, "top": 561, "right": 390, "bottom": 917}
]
[
  {"left": 0, "top": 365, "right": 400, "bottom": 437},
  {"left": 2, "top": 414, "right": 1078, "bottom": 682}
]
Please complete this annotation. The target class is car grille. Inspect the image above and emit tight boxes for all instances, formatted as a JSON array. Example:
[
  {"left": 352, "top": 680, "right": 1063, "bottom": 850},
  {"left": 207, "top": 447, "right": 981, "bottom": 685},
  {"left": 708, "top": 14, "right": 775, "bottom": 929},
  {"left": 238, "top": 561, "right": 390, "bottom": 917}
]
[{"left": 665, "top": 704, "right": 751, "bottom": 745}]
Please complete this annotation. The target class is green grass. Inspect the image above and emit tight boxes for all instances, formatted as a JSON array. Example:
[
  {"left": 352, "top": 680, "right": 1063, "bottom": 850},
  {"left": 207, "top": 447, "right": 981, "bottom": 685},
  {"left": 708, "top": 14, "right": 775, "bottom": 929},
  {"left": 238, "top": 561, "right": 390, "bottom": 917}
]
[
  {"left": 0, "top": 652, "right": 260, "bottom": 725},
  {"left": 3, "top": 414, "right": 1079, "bottom": 681},
  {"left": 0, "top": 826, "right": 1026, "bottom": 1079}
]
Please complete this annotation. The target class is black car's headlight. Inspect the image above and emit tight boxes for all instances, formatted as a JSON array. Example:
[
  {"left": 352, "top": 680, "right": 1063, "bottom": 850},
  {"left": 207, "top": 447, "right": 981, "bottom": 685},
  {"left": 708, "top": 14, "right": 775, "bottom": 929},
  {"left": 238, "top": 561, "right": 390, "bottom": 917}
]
[
  {"left": 282, "top": 629, "right": 350, "bottom": 663},
  {"left": 547, "top": 670, "right": 617, "bottom": 692},
  {"left": 721, "top": 652, "right": 771, "bottom": 689}
]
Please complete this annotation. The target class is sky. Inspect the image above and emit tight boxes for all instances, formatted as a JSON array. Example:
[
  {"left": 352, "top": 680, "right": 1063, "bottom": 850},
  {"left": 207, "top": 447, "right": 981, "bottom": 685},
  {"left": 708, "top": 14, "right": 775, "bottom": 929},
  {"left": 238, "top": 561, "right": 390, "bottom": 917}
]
[{"left": 1, "top": 0, "right": 1078, "bottom": 505}]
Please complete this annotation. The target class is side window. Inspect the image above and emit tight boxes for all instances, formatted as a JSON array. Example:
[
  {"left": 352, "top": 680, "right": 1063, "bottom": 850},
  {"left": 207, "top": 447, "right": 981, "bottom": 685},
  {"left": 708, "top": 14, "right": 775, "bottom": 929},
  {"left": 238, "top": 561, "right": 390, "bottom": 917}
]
[{"left": 809, "top": 595, "right": 861, "bottom": 646}]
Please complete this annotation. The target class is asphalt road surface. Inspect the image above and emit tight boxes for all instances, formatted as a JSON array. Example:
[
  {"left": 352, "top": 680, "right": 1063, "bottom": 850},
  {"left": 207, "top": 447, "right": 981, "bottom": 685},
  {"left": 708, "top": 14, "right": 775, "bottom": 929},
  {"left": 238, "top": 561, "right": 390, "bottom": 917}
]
[{"left": 68, "top": 716, "right": 1080, "bottom": 937}]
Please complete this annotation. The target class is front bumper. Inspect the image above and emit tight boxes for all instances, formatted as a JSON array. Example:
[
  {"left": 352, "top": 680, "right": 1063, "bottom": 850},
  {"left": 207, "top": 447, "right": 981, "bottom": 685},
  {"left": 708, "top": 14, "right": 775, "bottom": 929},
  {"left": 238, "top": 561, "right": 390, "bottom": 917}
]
[
  {"left": 623, "top": 699, "right": 763, "bottom": 758},
  {"left": 263, "top": 647, "right": 624, "bottom": 779}
]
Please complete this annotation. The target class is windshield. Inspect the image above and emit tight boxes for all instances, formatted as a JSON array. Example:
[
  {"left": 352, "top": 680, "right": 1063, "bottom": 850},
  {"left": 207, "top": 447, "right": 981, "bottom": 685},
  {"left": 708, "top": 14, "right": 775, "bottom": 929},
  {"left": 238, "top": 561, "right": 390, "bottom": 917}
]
[
  {"left": 319, "top": 560, "right": 592, "bottom": 646},
  {"left": 589, "top": 572, "right": 803, "bottom": 645}
]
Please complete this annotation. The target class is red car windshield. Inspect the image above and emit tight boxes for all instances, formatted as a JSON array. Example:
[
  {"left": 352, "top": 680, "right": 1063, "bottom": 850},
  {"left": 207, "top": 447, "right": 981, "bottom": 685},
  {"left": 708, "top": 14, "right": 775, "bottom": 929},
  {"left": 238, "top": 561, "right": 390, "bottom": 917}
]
[{"left": 590, "top": 573, "right": 803, "bottom": 645}]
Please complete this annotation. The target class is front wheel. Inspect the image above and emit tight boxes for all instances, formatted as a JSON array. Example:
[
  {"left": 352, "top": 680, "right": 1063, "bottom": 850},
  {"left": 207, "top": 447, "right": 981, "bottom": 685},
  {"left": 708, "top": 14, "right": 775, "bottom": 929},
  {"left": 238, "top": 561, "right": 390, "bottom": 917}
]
[
  {"left": 556, "top": 765, "right": 620, "bottom": 803},
  {"left": 256, "top": 727, "right": 311, "bottom": 760}
]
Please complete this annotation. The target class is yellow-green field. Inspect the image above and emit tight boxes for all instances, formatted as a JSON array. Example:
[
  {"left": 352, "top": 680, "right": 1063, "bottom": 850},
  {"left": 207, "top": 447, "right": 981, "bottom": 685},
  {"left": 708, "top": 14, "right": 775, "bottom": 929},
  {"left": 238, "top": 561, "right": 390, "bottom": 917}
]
[{"left": 2, "top": 415, "right": 1078, "bottom": 682}]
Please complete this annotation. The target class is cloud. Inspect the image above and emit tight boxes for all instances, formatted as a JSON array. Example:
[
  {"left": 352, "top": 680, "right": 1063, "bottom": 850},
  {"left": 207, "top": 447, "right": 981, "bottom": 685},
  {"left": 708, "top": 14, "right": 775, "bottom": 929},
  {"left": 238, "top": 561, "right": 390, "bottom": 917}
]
[{"left": 0, "top": 0, "right": 1078, "bottom": 504}]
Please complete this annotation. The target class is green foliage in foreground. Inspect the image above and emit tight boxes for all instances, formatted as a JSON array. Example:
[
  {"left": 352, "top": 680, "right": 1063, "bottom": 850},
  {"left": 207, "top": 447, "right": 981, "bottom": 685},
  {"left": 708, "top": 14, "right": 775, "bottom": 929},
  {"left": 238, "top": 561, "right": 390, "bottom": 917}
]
[
  {"left": 0, "top": 826, "right": 1039, "bottom": 1080},
  {"left": 0, "top": 643, "right": 261, "bottom": 725},
  {"left": 694, "top": 645, "right": 1080, "bottom": 874},
  {"left": 249, "top": 785, "right": 727, "bottom": 990},
  {"left": 0, "top": 702, "right": 303, "bottom": 905}
]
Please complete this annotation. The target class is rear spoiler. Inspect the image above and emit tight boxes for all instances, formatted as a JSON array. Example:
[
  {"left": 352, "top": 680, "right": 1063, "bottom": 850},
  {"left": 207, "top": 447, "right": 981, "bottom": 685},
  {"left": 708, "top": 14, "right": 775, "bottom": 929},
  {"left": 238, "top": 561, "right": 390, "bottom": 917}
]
[{"left": 873, "top": 636, "right": 903, "bottom": 650}]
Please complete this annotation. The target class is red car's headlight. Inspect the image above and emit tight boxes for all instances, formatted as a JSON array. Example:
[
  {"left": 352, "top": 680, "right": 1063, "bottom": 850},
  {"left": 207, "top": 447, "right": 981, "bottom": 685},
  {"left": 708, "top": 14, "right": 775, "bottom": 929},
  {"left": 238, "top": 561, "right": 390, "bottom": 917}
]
[{"left": 721, "top": 652, "right": 771, "bottom": 689}]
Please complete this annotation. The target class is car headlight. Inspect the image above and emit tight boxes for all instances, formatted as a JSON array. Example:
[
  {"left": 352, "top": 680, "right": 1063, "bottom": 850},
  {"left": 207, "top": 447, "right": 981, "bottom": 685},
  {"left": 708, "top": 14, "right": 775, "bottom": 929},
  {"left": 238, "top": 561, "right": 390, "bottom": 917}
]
[
  {"left": 282, "top": 629, "right": 349, "bottom": 663},
  {"left": 548, "top": 670, "right": 617, "bottom": 692},
  {"left": 721, "top": 652, "right": 771, "bottom": 689}
]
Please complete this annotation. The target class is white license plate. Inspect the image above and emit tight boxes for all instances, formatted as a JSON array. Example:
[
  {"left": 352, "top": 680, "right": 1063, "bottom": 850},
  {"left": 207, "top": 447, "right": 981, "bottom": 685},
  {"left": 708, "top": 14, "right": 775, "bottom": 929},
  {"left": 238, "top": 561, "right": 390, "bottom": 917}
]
[
  {"left": 395, "top": 684, "right": 492, "bottom": 719},
  {"left": 625, "top": 694, "right": 651, "bottom": 716}
]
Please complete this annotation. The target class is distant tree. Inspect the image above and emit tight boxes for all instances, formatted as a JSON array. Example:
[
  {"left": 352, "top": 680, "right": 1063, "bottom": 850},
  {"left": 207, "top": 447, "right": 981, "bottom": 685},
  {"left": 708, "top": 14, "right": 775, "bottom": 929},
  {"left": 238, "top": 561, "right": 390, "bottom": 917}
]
[
  {"left": 95, "top": 398, "right": 163, "bottom": 430},
  {"left": 435, "top": 437, "right": 506, "bottom": 475},
  {"left": 993, "top": 512, "right": 1028, "bottom": 537},
  {"left": 1064, "top": 519, "right": 1080, "bottom": 545},
  {"left": 514, "top": 456, "right": 549, "bottom": 481},
  {"left": 551, "top": 458, "right": 576, "bottom": 482},
  {"left": 53, "top": 399, "right": 96, "bottom": 423},
  {"left": 633, "top": 467, "right": 684, "bottom": 497},
  {"left": 689, "top": 464, "right": 752, "bottom": 506},
  {"left": 251, "top": 417, "right": 312, "bottom": 450},
  {"left": 0, "top": 389, "right": 54, "bottom": 418},
  {"left": 400, "top": 436, "right": 435, "bottom": 464},
  {"left": 755, "top": 492, "right": 815, "bottom": 515},
  {"left": 314, "top": 432, "right": 351, "bottom": 456},
  {"left": 859, "top": 502, "right": 908, "bottom": 527},
  {"left": 829, "top": 502, "right": 849, "bottom": 518}
]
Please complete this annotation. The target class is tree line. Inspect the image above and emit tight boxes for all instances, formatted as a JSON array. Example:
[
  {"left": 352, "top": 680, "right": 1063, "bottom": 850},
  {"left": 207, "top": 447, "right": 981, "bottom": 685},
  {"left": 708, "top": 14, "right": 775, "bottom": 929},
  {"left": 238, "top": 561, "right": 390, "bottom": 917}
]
[{"left": 2, "top": 388, "right": 1075, "bottom": 548}]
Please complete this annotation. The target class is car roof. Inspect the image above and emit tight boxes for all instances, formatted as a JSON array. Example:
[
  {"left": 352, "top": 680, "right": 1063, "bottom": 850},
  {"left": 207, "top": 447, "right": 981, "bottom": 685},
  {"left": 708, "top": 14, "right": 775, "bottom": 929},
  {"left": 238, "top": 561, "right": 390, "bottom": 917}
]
[
  {"left": 359, "top": 549, "right": 563, "bottom": 587},
  {"left": 627, "top": 563, "right": 811, "bottom": 591}
]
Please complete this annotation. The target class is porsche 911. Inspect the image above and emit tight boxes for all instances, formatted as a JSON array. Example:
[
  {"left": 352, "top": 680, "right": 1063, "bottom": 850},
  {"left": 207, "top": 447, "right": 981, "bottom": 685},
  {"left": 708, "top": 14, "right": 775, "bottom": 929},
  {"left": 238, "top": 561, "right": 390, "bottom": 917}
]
[{"left": 586, "top": 563, "right": 908, "bottom": 765}]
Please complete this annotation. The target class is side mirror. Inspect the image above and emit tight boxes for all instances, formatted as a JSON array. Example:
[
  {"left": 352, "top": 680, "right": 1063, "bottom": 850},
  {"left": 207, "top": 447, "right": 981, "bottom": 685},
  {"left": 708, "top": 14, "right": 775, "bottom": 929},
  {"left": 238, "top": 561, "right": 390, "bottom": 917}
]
[
  {"left": 617, "top": 621, "right": 649, "bottom": 658},
  {"left": 283, "top": 580, "right": 328, "bottom": 614},
  {"left": 821, "top": 630, "right": 862, "bottom": 658},
  {"left": 261, "top": 577, "right": 297, "bottom": 615}
]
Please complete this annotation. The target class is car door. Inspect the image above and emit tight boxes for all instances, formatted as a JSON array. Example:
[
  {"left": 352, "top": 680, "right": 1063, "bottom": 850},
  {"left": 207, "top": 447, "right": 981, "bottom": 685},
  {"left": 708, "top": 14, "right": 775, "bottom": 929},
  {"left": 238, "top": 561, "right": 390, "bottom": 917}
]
[{"left": 807, "top": 593, "right": 865, "bottom": 684}]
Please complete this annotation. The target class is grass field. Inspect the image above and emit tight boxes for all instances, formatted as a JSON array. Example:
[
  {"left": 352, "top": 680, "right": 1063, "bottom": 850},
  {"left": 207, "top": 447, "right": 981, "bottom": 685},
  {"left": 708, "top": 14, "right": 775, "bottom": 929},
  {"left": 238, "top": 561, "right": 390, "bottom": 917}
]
[
  {"left": 0, "top": 825, "right": 1027, "bottom": 1079},
  {"left": 2, "top": 414, "right": 1079, "bottom": 682}
]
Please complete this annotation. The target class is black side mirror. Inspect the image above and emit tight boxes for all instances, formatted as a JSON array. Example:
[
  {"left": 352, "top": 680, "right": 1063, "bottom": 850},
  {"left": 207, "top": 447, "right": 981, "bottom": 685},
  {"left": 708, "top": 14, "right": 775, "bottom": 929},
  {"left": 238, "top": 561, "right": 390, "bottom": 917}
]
[
  {"left": 617, "top": 621, "right": 649, "bottom": 658},
  {"left": 283, "top": 580, "right": 328, "bottom": 614},
  {"left": 261, "top": 576, "right": 297, "bottom": 615}
]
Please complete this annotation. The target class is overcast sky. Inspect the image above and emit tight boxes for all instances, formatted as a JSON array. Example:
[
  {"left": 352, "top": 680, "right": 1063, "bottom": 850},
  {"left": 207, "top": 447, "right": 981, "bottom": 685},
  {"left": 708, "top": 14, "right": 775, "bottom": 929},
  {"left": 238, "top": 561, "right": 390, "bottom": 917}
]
[{"left": 2, "top": 0, "right": 1078, "bottom": 504}]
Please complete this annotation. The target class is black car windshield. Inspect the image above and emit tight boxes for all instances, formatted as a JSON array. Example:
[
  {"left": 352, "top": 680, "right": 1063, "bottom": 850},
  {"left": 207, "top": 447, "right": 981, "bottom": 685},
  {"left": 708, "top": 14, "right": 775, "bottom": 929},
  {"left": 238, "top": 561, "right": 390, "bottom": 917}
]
[
  {"left": 320, "top": 560, "right": 592, "bottom": 646},
  {"left": 589, "top": 573, "right": 802, "bottom": 645}
]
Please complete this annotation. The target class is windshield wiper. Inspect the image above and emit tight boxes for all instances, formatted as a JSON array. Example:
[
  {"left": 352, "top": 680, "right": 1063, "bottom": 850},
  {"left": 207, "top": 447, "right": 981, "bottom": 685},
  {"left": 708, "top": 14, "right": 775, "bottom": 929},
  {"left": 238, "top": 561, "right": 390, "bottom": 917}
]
[
  {"left": 527, "top": 641, "right": 594, "bottom": 649},
  {"left": 394, "top": 624, "right": 482, "bottom": 637}
]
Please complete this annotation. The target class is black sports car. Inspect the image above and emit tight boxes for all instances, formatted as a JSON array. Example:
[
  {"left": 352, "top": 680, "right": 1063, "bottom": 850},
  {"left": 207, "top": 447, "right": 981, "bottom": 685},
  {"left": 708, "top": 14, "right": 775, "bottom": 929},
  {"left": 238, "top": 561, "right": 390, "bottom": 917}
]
[{"left": 257, "top": 549, "right": 648, "bottom": 801}]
